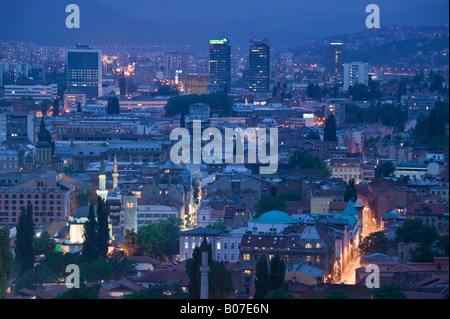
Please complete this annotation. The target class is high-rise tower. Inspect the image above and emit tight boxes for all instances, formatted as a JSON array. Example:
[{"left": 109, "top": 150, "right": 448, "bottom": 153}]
[
  {"left": 248, "top": 39, "right": 270, "bottom": 93},
  {"left": 67, "top": 45, "right": 102, "bottom": 99},
  {"left": 209, "top": 38, "right": 231, "bottom": 93},
  {"left": 325, "top": 43, "right": 346, "bottom": 87}
]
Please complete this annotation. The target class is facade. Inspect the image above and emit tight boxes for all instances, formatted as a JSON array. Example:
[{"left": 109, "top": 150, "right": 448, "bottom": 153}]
[
  {"left": 209, "top": 38, "right": 231, "bottom": 93},
  {"left": 406, "top": 94, "right": 436, "bottom": 120},
  {"left": 182, "top": 73, "right": 210, "bottom": 95},
  {"left": 4, "top": 84, "right": 57, "bottom": 102},
  {"left": 0, "top": 173, "right": 77, "bottom": 226},
  {"left": 329, "top": 158, "right": 364, "bottom": 184},
  {"left": 0, "top": 146, "right": 19, "bottom": 172},
  {"left": 67, "top": 45, "right": 102, "bottom": 99},
  {"left": 343, "top": 62, "right": 369, "bottom": 91},
  {"left": 63, "top": 90, "right": 86, "bottom": 111},
  {"left": 4, "top": 113, "right": 35, "bottom": 143},
  {"left": 395, "top": 161, "right": 428, "bottom": 180},
  {"left": 325, "top": 43, "right": 346, "bottom": 87},
  {"left": 248, "top": 39, "right": 271, "bottom": 93}
]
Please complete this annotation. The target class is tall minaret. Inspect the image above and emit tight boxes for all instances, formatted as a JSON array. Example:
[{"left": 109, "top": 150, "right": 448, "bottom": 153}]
[
  {"left": 96, "top": 160, "right": 108, "bottom": 201},
  {"left": 200, "top": 235, "right": 210, "bottom": 299},
  {"left": 112, "top": 154, "right": 119, "bottom": 189}
]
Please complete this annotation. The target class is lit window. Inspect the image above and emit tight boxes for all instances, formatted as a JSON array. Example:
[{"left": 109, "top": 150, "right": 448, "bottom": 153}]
[
  {"left": 243, "top": 254, "right": 250, "bottom": 261},
  {"left": 305, "top": 243, "right": 312, "bottom": 249}
]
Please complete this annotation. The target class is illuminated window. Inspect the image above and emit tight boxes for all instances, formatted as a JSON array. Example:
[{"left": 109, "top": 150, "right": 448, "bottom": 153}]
[
  {"left": 306, "top": 256, "right": 311, "bottom": 262},
  {"left": 243, "top": 254, "right": 250, "bottom": 261},
  {"left": 305, "top": 243, "right": 312, "bottom": 249},
  {"left": 316, "top": 243, "right": 321, "bottom": 249},
  {"left": 217, "top": 242, "right": 221, "bottom": 250}
]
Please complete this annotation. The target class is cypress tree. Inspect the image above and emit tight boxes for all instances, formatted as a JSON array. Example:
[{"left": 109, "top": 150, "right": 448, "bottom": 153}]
[
  {"left": 96, "top": 197, "right": 110, "bottom": 258},
  {"left": 269, "top": 254, "right": 286, "bottom": 291},
  {"left": 15, "top": 204, "right": 35, "bottom": 275},
  {"left": 0, "top": 227, "right": 13, "bottom": 299},
  {"left": 82, "top": 203, "right": 98, "bottom": 260},
  {"left": 323, "top": 114, "right": 337, "bottom": 141},
  {"left": 254, "top": 255, "right": 269, "bottom": 299}
]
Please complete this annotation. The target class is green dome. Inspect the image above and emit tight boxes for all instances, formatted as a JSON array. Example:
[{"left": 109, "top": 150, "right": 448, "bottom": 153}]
[{"left": 255, "top": 210, "right": 295, "bottom": 224}]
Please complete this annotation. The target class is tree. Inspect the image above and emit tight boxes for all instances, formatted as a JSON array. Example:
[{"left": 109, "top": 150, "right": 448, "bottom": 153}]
[
  {"left": 306, "top": 131, "right": 321, "bottom": 140},
  {"left": 0, "top": 227, "right": 13, "bottom": 298},
  {"left": 55, "top": 283, "right": 101, "bottom": 299},
  {"left": 323, "top": 114, "right": 337, "bottom": 141},
  {"left": 124, "top": 283, "right": 183, "bottom": 299},
  {"left": 34, "top": 231, "right": 56, "bottom": 256},
  {"left": 96, "top": 197, "right": 110, "bottom": 258},
  {"left": 82, "top": 204, "right": 98, "bottom": 260},
  {"left": 15, "top": 204, "right": 35, "bottom": 275},
  {"left": 325, "top": 290, "right": 348, "bottom": 299},
  {"left": 269, "top": 254, "right": 286, "bottom": 291},
  {"left": 254, "top": 255, "right": 270, "bottom": 299},
  {"left": 254, "top": 196, "right": 287, "bottom": 218},
  {"left": 107, "top": 91, "right": 120, "bottom": 114},
  {"left": 279, "top": 191, "right": 302, "bottom": 202},
  {"left": 307, "top": 83, "right": 322, "bottom": 100},
  {"left": 289, "top": 150, "right": 330, "bottom": 177},
  {"left": 395, "top": 219, "right": 439, "bottom": 245},
  {"left": 52, "top": 98, "right": 60, "bottom": 117},
  {"left": 76, "top": 102, "right": 82, "bottom": 113},
  {"left": 359, "top": 231, "right": 389, "bottom": 256},
  {"left": 344, "top": 179, "right": 358, "bottom": 202},
  {"left": 410, "top": 243, "right": 437, "bottom": 262},
  {"left": 185, "top": 243, "right": 233, "bottom": 299},
  {"left": 375, "top": 161, "right": 395, "bottom": 178},
  {"left": 372, "top": 283, "right": 406, "bottom": 299},
  {"left": 265, "top": 288, "right": 297, "bottom": 299}
]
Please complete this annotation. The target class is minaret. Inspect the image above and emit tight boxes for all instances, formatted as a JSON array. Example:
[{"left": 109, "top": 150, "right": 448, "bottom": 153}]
[
  {"left": 96, "top": 160, "right": 108, "bottom": 201},
  {"left": 200, "top": 235, "right": 210, "bottom": 299},
  {"left": 112, "top": 154, "right": 119, "bottom": 189}
]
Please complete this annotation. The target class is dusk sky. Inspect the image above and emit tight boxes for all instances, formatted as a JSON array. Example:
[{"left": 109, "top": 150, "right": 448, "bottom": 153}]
[{"left": 1, "top": 0, "right": 448, "bottom": 50}]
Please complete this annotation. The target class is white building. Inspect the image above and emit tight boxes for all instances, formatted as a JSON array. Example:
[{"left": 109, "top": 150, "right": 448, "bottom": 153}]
[
  {"left": 4, "top": 84, "right": 57, "bottom": 102},
  {"left": 343, "top": 62, "right": 369, "bottom": 91},
  {"left": 0, "top": 113, "right": 6, "bottom": 143}
]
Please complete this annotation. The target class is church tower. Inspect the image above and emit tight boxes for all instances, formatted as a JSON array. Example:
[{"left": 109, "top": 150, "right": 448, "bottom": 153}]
[
  {"left": 112, "top": 154, "right": 119, "bottom": 189},
  {"left": 200, "top": 235, "right": 210, "bottom": 299},
  {"left": 96, "top": 159, "right": 108, "bottom": 201}
]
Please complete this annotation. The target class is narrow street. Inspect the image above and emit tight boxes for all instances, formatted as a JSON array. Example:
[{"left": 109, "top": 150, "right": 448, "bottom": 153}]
[{"left": 339, "top": 207, "right": 380, "bottom": 284}]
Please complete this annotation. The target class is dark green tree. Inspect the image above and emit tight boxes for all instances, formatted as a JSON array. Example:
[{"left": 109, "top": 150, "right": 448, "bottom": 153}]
[
  {"left": 123, "top": 283, "right": 183, "bottom": 299},
  {"left": 410, "top": 243, "right": 437, "bottom": 262},
  {"left": 96, "top": 197, "right": 110, "bottom": 258},
  {"left": 279, "top": 191, "right": 302, "bottom": 202},
  {"left": 344, "top": 179, "right": 358, "bottom": 202},
  {"left": 55, "top": 283, "right": 101, "bottom": 299},
  {"left": 372, "top": 283, "right": 406, "bottom": 299},
  {"left": 325, "top": 290, "right": 348, "bottom": 299},
  {"left": 76, "top": 102, "right": 82, "bottom": 113},
  {"left": 269, "top": 254, "right": 286, "bottom": 291},
  {"left": 34, "top": 231, "right": 56, "bottom": 256},
  {"left": 254, "top": 255, "right": 270, "bottom": 299},
  {"left": 359, "top": 231, "right": 389, "bottom": 256},
  {"left": 107, "top": 91, "right": 120, "bottom": 114},
  {"left": 395, "top": 218, "right": 439, "bottom": 245},
  {"left": 15, "top": 204, "right": 35, "bottom": 275},
  {"left": 375, "top": 161, "right": 395, "bottom": 178},
  {"left": 289, "top": 150, "right": 330, "bottom": 177},
  {"left": 0, "top": 227, "right": 13, "bottom": 298},
  {"left": 265, "top": 288, "right": 297, "bottom": 299},
  {"left": 82, "top": 203, "right": 98, "bottom": 260},
  {"left": 254, "top": 196, "right": 287, "bottom": 218},
  {"left": 323, "top": 114, "right": 337, "bottom": 141},
  {"left": 52, "top": 98, "right": 59, "bottom": 117}
]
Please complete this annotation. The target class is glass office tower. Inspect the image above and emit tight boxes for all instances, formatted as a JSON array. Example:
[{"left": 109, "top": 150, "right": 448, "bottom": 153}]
[
  {"left": 67, "top": 45, "right": 102, "bottom": 99},
  {"left": 325, "top": 43, "right": 346, "bottom": 87},
  {"left": 209, "top": 38, "right": 231, "bottom": 93},
  {"left": 248, "top": 39, "right": 270, "bottom": 92}
]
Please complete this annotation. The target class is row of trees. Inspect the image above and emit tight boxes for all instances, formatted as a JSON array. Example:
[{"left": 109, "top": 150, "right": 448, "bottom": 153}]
[
  {"left": 10, "top": 199, "right": 136, "bottom": 298},
  {"left": 289, "top": 149, "right": 330, "bottom": 177}
]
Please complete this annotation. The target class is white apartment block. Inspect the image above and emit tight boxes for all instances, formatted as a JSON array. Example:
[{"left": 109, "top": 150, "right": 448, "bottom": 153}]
[
  {"left": 343, "top": 62, "right": 369, "bottom": 91},
  {"left": 4, "top": 84, "right": 57, "bottom": 102}
]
